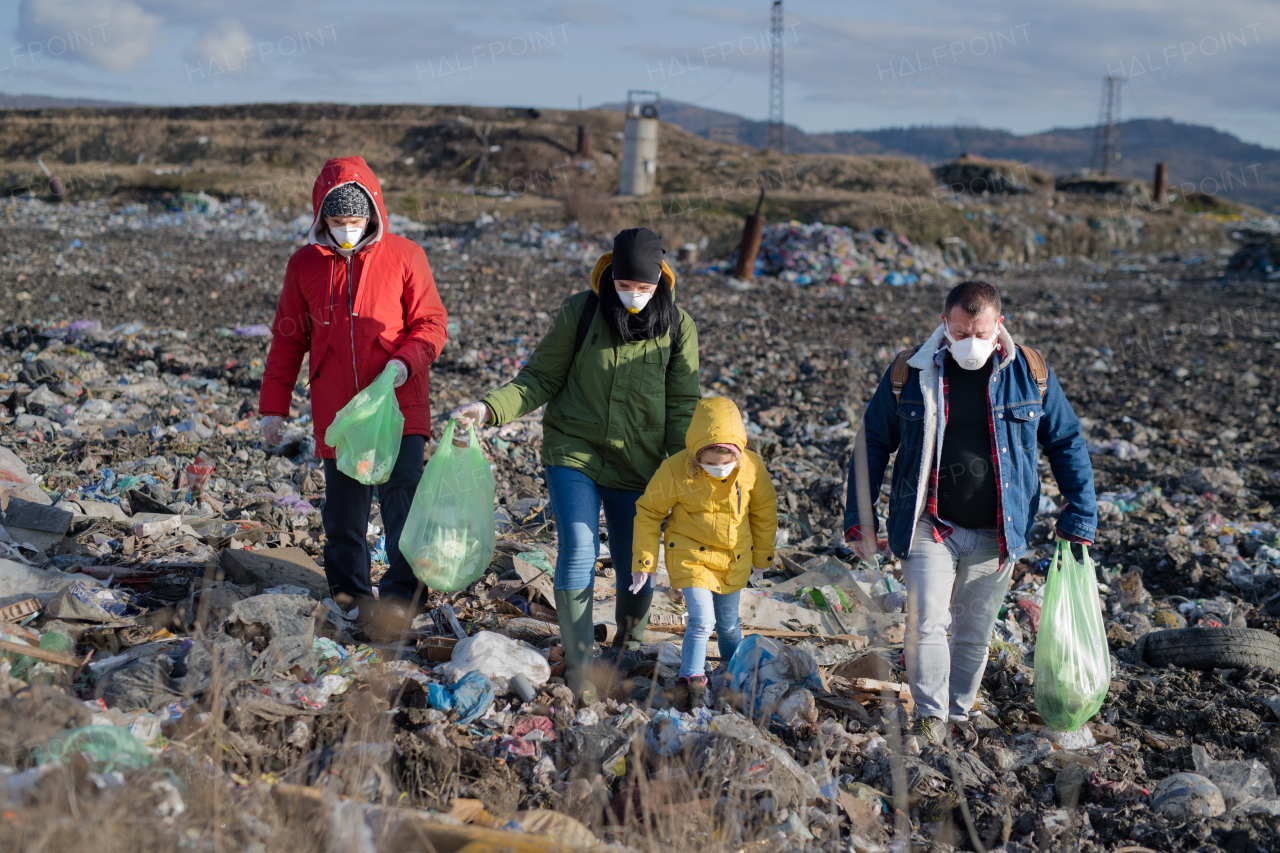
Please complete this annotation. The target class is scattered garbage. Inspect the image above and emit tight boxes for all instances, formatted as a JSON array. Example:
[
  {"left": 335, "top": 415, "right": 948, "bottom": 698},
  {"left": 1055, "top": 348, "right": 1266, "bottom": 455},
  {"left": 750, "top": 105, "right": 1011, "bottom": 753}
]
[
  {"left": 0, "top": 196, "right": 1278, "bottom": 852},
  {"left": 1151, "top": 773, "right": 1227, "bottom": 821},
  {"left": 442, "top": 631, "right": 550, "bottom": 692},
  {"left": 725, "top": 634, "right": 824, "bottom": 724},
  {"left": 1192, "top": 744, "right": 1280, "bottom": 814},
  {"left": 427, "top": 670, "right": 496, "bottom": 725}
]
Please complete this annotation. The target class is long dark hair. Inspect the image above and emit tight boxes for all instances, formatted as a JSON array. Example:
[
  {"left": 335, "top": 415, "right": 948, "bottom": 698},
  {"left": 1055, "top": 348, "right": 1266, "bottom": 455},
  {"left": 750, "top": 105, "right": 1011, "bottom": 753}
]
[{"left": 599, "top": 265, "right": 679, "bottom": 344}]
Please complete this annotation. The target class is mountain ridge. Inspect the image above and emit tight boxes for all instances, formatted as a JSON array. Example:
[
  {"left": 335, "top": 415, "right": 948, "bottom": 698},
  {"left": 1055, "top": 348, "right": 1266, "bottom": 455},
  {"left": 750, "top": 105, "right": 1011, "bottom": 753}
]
[{"left": 603, "top": 100, "right": 1280, "bottom": 213}]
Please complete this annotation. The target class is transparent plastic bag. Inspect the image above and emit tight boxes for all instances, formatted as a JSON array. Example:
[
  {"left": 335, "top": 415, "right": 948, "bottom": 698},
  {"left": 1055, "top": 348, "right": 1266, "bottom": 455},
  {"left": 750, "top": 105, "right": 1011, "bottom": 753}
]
[
  {"left": 399, "top": 419, "right": 496, "bottom": 591},
  {"left": 1034, "top": 539, "right": 1111, "bottom": 731},
  {"left": 324, "top": 363, "right": 404, "bottom": 485}
]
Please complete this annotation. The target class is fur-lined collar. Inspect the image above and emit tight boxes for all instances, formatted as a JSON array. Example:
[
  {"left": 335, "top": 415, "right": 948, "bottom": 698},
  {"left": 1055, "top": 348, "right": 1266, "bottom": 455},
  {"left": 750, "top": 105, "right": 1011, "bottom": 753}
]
[{"left": 909, "top": 323, "right": 1018, "bottom": 373}]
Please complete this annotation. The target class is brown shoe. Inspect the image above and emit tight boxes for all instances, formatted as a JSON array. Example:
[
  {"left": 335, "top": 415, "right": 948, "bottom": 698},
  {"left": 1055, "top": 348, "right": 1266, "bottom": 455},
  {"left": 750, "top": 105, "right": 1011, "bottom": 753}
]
[{"left": 368, "top": 599, "right": 412, "bottom": 643}]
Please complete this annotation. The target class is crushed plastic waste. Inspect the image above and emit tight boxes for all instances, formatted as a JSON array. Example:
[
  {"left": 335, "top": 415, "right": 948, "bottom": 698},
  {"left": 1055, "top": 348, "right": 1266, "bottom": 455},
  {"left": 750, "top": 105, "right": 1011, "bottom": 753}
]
[{"left": 730, "top": 221, "right": 957, "bottom": 286}]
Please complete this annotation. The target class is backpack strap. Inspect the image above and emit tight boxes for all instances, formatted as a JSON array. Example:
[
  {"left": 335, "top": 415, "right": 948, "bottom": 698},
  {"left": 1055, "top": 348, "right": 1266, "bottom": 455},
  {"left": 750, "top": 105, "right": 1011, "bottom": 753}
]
[
  {"left": 1018, "top": 344, "right": 1048, "bottom": 399},
  {"left": 668, "top": 310, "right": 683, "bottom": 370},
  {"left": 572, "top": 292, "right": 599, "bottom": 357},
  {"left": 573, "top": 293, "right": 684, "bottom": 375},
  {"left": 890, "top": 346, "right": 919, "bottom": 404}
]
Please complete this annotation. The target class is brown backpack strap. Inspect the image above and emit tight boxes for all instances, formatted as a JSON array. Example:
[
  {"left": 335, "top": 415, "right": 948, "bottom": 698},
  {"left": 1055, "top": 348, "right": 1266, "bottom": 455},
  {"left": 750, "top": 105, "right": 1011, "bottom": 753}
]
[
  {"left": 1018, "top": 344, "right": 1048, "bottom": 399},
  {"left": 890, "top": 347, "right": 917, "bottom": 404}
]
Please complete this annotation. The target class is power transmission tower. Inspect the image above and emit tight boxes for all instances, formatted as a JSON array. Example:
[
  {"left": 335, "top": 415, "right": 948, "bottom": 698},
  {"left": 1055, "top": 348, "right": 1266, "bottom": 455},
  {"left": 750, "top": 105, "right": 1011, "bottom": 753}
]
[
  {"left": 1091, "top": 76, "right": 1122, "bottom": 175},
  {"left": 767, "top": 0, "right": 785, "bottom": 152}
]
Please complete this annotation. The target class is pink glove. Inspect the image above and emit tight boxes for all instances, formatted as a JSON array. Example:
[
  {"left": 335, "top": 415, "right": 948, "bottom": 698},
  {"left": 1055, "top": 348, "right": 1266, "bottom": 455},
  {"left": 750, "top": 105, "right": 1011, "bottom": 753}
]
[{"left": 629, "top": 572, "right": 650, "bottom": 595}]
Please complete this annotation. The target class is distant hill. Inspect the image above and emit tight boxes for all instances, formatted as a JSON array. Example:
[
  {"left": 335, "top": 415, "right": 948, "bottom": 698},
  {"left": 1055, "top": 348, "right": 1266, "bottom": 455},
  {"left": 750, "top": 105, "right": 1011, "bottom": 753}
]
[
  {"left": 604, "top": 101, "right": 1280, "bottom": 213},
  {"left": 0, "top": 92, "right": 134, "bottom": 109}
]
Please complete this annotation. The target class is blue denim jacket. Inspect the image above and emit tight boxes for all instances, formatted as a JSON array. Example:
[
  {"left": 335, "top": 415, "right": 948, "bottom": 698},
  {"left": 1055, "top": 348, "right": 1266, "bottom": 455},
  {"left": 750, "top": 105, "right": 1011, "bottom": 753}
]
[{"left": 843, "top": 327, "right": 1096, "bottom": 562}]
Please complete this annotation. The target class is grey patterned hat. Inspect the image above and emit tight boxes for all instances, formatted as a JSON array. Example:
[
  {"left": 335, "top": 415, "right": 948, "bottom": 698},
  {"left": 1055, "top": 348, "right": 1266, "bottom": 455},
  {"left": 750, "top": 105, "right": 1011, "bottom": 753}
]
[{"left": 321, "top": 183, "right": 371, "bottom": 219}]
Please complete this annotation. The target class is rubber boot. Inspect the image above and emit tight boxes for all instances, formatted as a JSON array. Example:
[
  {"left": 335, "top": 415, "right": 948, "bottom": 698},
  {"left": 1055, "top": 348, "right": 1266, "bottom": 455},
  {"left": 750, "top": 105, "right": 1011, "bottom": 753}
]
[
  {"left": 601, "top": 592, "right": 652, "bottom": 674},
  {"left": 555, "top": 588, "right": 598, "bottom": 702},
  {"left": 613, "top": 592, "right": 653, "bottom": 651}
]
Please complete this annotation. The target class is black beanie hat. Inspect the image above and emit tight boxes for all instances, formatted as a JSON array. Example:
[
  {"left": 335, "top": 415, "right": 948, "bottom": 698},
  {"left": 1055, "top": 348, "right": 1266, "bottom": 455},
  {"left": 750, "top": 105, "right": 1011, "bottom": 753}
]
[
  {"left": 611, "top": 227, "right": 665, "bottom": 284},
  {"left": 321, "top": 183, "right": 372, "bottom": 219}
]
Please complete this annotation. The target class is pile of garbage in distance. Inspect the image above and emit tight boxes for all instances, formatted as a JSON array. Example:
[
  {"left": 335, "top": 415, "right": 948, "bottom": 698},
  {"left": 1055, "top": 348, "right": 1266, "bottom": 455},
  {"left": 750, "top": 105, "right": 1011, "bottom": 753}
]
[{"left": 726, "top": 221, "right": 959, "bottom": 286}]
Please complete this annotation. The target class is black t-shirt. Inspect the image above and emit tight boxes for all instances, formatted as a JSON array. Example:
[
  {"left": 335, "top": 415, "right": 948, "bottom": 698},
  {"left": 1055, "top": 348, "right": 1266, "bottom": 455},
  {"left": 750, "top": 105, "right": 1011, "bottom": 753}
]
[{"left": 936, "top": 352, "right": 998, "bottom": 529}]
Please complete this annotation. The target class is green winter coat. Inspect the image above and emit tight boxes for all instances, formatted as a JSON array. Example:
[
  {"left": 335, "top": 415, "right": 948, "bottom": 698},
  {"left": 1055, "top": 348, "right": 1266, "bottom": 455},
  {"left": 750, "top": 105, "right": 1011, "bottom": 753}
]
[{"left": 481, "top": 252, "right": 701, "bottom": 492}]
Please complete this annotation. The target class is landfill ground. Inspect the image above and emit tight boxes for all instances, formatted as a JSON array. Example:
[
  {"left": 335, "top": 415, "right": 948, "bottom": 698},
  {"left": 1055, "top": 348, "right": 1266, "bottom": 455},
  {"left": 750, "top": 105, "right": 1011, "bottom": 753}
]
[{"left": 2, "top": 198, "right": 1280, "bottom": 853}]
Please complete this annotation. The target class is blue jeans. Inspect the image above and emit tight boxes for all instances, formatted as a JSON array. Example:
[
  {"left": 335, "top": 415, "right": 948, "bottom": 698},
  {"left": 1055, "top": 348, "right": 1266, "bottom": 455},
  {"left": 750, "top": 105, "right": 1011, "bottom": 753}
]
[
  {"left": 544, "top": 465, "right": 650, "bottom": 593},
  {"left": 680, "top": 587, "right": 742, "bottom": 678}
]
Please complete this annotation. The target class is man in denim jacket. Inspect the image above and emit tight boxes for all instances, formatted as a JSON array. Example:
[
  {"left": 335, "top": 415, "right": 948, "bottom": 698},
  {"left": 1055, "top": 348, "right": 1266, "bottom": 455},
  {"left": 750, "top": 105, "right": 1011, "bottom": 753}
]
[{"left": 844, "top": 281, "right": 1097, "bottom": 747}]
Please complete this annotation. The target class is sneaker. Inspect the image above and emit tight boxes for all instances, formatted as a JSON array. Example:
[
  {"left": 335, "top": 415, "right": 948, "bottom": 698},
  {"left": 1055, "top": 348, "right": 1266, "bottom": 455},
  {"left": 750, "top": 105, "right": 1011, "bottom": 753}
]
[
  {"left": 910, "top": 715, "right": 947, "bottom": 747},
  {"left": 674, "top": 675, "right": 708, "bottom": 712},
  {"left": 949, "top": 719, "right": 979, "bottom": 749}
]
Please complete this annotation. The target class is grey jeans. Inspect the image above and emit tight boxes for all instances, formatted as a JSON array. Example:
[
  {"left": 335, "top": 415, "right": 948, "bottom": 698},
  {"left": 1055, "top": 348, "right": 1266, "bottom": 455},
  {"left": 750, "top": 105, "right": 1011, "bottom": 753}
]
[{"left": 902, "top": 519, "right": 1012, "bottom": 720}]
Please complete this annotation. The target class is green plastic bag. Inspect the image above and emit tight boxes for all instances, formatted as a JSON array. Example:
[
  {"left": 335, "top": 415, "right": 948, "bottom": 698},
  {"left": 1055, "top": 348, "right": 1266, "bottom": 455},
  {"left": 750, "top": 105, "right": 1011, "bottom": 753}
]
[
  {"left": 399, "top": 419, "right": 496, "bottom": 591},
  {"left": 324, "top": 363, "right": 404, "bottom": 485},
  {"left": 796, "top": 585, "right": 854, "bottom": 614},
  {"left": 1034, "top": 539, "right": 1111, "bottom": 731},
  {"left": 33, "top": 726, "right": 153, "bottom": 772}
]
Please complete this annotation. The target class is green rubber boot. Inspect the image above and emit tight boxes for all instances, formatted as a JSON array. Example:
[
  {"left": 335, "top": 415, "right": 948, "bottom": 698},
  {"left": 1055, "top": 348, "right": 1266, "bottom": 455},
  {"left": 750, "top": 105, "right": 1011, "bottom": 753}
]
[
  {"left": 555, "top": 588, "right": 599, "bottom": 702},
  {"left": 614, "top": 592, "right": 653, "bottom": 651}
]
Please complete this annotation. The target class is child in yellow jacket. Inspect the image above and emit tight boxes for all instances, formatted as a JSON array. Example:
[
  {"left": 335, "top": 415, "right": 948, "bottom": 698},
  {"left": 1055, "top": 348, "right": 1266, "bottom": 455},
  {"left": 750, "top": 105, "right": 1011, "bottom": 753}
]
[{"left": 629, "top": 397, "right": 778, "bottom": 708}]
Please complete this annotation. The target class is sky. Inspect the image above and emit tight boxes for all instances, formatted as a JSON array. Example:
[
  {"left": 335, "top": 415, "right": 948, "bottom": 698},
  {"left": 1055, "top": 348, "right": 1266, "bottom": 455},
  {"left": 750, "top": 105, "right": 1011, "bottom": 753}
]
[{"left": 3, "top": 0, "right": 1279, "bottom": 148}]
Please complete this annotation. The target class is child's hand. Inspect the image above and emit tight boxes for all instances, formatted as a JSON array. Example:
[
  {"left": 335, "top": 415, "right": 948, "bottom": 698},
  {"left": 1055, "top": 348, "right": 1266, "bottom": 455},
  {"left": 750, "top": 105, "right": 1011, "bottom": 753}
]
[{"left": 628, "top": 571, "right": 650, "bottom": 595}]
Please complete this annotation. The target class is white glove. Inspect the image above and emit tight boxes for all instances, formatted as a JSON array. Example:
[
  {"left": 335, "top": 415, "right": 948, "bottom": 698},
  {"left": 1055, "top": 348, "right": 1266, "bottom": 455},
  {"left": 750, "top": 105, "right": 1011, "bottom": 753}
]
[
  {"left": 450, "top": 401, "right": 491, "bottom": 428},
  {"left": 389, "top": 359, "right": 408, "bottom": 387},
  {"left": 629, "top": 571, "right": 650, "bottom": 595},
  {"left": 260, "top": 415, "right": 283, "bottom": 445}
]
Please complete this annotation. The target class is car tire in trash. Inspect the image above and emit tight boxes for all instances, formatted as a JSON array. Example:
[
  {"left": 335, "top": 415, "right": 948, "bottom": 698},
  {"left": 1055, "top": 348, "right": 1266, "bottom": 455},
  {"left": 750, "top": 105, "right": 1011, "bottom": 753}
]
[{"left": 1142, "top": 627, "right": 1280, "bottom": 673}]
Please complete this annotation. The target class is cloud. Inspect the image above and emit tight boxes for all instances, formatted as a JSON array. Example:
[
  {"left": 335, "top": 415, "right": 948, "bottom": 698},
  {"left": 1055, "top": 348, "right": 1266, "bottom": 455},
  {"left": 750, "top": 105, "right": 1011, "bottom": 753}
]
[
  {"left": 184, "top": 18, "right": 258, "bottom": 71},
  {"left": 17, "top": 0, "right": 164, "bottom": 73}
]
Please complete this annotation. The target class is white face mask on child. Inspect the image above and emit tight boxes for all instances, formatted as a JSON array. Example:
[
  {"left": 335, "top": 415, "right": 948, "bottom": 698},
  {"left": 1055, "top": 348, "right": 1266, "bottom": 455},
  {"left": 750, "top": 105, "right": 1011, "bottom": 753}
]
[{"left": 701, "top": 460, "right": 737, "bottom": 478}]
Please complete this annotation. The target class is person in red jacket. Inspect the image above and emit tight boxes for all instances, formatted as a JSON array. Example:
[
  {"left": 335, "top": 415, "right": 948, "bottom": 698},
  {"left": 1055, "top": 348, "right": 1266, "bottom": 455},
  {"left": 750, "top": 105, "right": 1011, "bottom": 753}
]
[{"left": 259, "top": 157, "right": 448, "bottom": 633}]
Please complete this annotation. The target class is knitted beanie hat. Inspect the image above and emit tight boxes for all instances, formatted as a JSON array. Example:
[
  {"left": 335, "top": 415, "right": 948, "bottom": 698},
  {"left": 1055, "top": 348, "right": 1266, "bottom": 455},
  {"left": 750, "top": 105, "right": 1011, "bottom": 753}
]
[{"left": 321, "top": 183, "right": 371, "bottom": 219}]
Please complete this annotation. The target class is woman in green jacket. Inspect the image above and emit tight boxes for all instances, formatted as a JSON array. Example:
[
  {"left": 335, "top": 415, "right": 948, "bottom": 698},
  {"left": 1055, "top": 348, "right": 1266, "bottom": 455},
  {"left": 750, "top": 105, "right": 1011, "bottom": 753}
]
[{"left": 452, "top": 228, "right": 700, "bottom": 696}]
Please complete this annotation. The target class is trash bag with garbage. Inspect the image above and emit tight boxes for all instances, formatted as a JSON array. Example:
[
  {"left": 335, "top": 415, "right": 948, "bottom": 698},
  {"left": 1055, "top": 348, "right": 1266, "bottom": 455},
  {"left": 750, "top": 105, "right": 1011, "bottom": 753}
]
[
  {"left": 1034, "top": 539, "right": 1111, "bottom": 732},
  {"left": 323, "top": 362, "right": 404, "bottom": 485},
  {"left": 399, "top": 418, "right": 496, "bottom": 591}
]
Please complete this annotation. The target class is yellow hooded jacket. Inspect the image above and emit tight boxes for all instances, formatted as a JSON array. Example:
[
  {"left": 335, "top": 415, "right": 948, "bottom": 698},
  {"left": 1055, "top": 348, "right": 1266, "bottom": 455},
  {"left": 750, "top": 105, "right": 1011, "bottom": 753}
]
[{"left": 632, "top": 397, "right": 778, "bottom": 593}]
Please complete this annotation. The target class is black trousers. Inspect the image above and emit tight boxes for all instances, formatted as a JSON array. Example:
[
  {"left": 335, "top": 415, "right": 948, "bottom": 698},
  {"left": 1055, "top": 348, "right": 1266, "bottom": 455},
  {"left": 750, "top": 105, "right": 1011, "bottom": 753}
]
[{"left": 321, "top": 434, "right": 427, "bottom": 604}]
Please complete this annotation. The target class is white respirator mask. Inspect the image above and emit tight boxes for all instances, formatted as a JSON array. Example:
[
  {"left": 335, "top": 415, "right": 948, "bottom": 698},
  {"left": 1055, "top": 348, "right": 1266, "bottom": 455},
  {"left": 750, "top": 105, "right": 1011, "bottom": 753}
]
[
  {"left": 701, "top": 460, "right": 737, "bottom": 479},
  {"left": 944, "top": 321, "right": 999, "bottom": 370},
  {"left": 615, "top": 287, "right": 653, "bottom": 314},
  {"left": 330, "top": 224, "right": 364, "bottom": 251}
]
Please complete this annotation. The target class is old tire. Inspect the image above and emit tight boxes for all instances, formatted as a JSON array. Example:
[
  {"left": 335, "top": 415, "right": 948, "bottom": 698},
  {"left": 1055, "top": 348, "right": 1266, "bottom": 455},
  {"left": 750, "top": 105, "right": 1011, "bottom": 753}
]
[{"left": 1142, "top": 627, "right": 1280, "bottom": 673}]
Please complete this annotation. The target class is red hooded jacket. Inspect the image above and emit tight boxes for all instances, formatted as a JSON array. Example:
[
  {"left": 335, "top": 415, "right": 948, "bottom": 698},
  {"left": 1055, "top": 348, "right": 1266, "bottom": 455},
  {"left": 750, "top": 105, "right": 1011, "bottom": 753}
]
[{"left": 259, "top": 157, "right": 448, "bottom": 457}]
